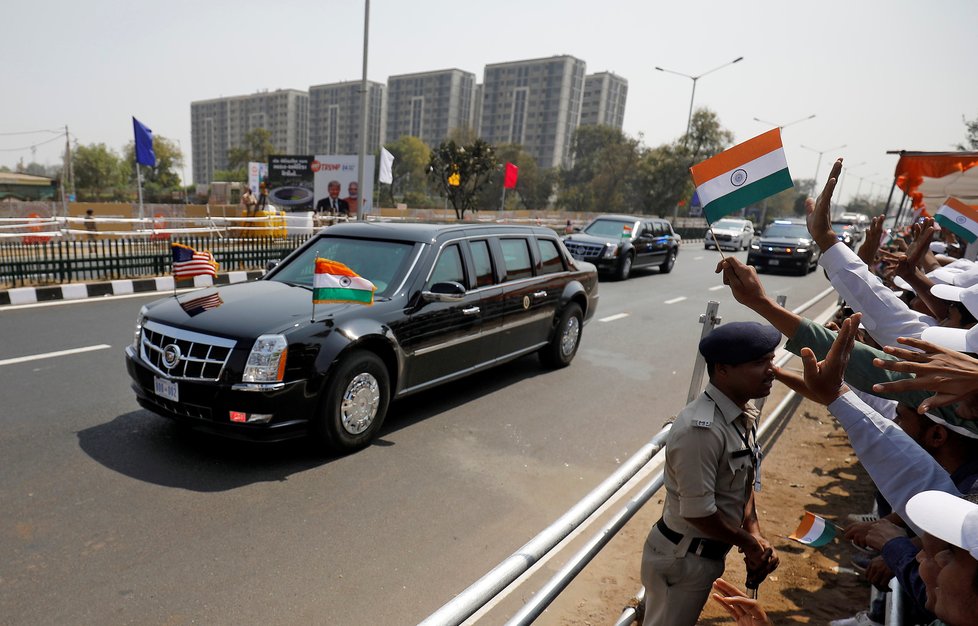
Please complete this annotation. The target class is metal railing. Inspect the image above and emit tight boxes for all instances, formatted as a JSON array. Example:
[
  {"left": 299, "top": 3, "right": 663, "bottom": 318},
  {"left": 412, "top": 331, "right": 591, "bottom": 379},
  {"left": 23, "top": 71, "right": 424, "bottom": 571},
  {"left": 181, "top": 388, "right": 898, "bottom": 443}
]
[
  {"left": 420, "top": 286, "right": 836, "bottom": 625},
  {"left": 0, "top": 234, "right": 313, "bottom": 287}
]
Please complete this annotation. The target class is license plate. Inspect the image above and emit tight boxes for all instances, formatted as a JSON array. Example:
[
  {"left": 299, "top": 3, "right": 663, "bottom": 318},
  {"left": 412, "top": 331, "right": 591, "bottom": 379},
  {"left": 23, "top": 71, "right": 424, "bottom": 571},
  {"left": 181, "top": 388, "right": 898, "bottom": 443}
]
[
  {"left": 768, "top": 259, "right": 780, "bottom": 266},
  {"left": 154, "top": 376, "right": 179, "bottom": 402}
]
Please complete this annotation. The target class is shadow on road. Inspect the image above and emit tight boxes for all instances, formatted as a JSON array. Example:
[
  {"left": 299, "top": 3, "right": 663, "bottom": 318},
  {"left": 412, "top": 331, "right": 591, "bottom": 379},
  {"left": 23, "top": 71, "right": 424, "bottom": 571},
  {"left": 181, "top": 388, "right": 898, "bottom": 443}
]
[{"left": 78, "top": 355, "right": 547, "bottom": 491}]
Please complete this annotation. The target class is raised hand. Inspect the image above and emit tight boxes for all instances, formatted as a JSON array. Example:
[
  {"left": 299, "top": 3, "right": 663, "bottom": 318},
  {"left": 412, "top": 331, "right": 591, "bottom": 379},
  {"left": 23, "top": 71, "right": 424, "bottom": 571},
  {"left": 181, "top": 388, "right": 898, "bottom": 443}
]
[
  {"left": 774, "top": 313, "right": 861, "bottom": 404},
  {"left": 857, "top": 215, "right": 885, "bottom": 266},
  {"left": 716, "top": 256, "right": 768, "bottom": 308},
  {"left": 872, "top": 336, "right": 978, "bottom": 413},
  {"left": 806, "top": 158, "right": 844, "bottom": 251}
]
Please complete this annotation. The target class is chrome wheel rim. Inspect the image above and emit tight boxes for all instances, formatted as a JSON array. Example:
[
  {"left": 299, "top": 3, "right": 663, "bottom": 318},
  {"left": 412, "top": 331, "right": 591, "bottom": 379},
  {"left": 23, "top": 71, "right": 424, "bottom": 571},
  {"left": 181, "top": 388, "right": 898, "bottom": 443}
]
[
  {"left": 340, "top": 372, "right": 380, "bottom": 435},
  {"left": 560, "top": 316, "right": 581, "bottom": 357}
]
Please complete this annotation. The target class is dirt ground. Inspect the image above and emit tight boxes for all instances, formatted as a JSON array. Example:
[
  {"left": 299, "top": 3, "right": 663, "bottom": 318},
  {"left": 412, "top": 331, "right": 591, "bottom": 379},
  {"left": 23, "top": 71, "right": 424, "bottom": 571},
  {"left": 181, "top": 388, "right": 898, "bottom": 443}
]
[{"left": 542, "top": 391, "right": 879, "bottom": 625}]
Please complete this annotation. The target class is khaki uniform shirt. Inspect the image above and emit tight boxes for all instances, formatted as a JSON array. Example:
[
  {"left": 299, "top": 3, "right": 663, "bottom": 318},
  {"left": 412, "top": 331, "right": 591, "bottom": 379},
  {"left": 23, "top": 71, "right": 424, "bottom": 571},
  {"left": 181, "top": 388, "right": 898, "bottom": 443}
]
[{"left": 661, "top": 383, "right": 758, "bottom": 549}]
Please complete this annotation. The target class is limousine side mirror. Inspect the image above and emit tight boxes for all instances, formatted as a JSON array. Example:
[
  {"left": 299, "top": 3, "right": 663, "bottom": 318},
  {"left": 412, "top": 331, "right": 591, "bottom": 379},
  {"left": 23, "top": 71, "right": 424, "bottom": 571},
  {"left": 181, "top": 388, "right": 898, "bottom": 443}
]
[
  {"left": 421, "top": 281, "right": 466, "bottom": 303},
  {"left": 265, "top": 259, "right": 280, "bottom": 272},
  {"left": 754, "top": 229, "right": 762, "bottom": 236}
]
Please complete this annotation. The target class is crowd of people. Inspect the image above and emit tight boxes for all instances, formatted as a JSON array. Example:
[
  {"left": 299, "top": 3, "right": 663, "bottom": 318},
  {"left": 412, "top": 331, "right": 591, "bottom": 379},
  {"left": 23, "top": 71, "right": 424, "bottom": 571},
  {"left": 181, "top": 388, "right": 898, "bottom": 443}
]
[{"left": 645, "top": 158, "right": 978, "bottom": 626}]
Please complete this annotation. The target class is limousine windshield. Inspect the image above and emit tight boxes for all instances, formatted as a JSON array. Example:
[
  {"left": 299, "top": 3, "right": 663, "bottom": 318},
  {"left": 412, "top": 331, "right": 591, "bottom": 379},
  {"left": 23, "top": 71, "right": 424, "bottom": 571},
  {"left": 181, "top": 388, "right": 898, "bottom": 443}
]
[{"left": 269, "top": 236, "right": 419, "bottom": 296}]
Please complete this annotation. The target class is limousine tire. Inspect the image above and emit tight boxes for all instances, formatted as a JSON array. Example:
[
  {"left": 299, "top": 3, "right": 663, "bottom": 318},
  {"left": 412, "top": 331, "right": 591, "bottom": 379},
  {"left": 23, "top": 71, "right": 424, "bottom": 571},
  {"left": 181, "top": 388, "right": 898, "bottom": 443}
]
[
  {"left": 317, "top": 350, "right": 390, "bottom": 453},
  {"left": 616, "top": 253, "right": 633, "bottom": 281},
  {"left": 539, "top": 302, "right": 583, "bottom": 369},
  {"left": 660, "top": 249, "right": 677, "bottom": 273}
]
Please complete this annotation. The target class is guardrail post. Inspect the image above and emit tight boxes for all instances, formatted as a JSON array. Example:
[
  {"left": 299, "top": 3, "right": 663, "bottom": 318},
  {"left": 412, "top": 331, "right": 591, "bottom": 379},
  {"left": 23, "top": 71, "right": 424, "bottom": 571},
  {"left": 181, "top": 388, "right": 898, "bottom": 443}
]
[
  {"left": 686, "top": 300, "right": 721, "bottom": 404},
  {"left": 753, "top": 295, "right": 788, "bottom": 414}
]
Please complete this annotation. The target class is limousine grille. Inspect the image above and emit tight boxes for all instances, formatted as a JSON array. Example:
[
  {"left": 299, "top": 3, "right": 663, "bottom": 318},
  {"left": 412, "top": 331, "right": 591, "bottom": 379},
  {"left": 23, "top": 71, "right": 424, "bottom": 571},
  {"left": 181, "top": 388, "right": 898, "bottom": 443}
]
[
  {"left": 564, "top": 241, "right": 604, "bottom": 259},
  {"left": 140, "top": 320, "right": 236, "bottom": 381}
]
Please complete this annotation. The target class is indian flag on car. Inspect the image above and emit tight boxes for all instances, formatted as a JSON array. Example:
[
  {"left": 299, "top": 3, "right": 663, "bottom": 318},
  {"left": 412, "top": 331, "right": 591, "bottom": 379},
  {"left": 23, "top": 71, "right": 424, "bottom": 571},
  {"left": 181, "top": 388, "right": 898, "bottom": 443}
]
[
  {"left": 621, "top": 224, "right": 633, "bottom": 239},
  {"left": 313, "top": 258, "right": 376, "bottom": 305},
  {"left": 789, "top": 511, "right": 838, "bottom": 547},
  {"left": 690, "top": 128, "right": 793, "bottom": 224},
  {"left": 935, "top": 197, "right": 978, "bottom": 244}
]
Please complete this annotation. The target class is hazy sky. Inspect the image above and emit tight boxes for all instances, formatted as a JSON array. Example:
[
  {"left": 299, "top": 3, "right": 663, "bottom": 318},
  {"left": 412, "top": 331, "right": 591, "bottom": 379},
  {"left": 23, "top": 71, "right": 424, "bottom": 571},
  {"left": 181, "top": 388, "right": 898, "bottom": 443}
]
[{"left": 4, "top": 0, "right": 976, "bottom": 203}]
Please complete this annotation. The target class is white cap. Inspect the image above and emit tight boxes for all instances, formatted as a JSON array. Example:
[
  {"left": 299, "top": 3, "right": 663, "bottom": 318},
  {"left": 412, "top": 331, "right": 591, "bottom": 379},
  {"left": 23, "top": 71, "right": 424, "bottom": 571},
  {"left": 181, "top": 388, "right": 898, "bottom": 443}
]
[
  {"left": 920, "top": 324, "right": 978, "bottom": 354},
  {"left": 906, "top": 491, "right": 978, "bottom": 560},
  {"left": 930, "top": 241, "right": 948, "bottom": 254},
  {"left": 930, "top": 282, "right": 978, "bottom": 318},
  {"left": 893, "top": 276, "right": 915, "bottom": 293},
  {"left": 927, "top": 266, "right": 963, "bottom": 285}
]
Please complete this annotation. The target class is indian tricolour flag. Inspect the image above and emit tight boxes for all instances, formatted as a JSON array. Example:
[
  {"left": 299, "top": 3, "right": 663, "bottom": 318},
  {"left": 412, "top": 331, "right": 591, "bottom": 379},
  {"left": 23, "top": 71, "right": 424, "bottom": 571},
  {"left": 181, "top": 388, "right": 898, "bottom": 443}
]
[
  {"left": 690, "top": 128, "right": 793, "bottom": 224},
  {"left": 789, "top": 511, "right": 838, "bottom": 547},
  {"left": 313, "top": 258, "right": 376, "bottom": 305},
  {"left": 935, "top": 197, "right": 978, "bottom": 244}
]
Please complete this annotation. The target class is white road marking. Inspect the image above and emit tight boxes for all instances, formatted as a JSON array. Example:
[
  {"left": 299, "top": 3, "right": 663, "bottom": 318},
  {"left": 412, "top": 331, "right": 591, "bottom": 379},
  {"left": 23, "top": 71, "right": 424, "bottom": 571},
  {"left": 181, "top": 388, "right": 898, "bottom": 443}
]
[
  {"left": 0, "top": 344, "right": 112, "bottom": 366},
  {"left": 693, "top": 256, "right": 704, "bottom": 261},
  {"left": 664, "top": 296, "right": 687, "bottom": 304},
  {"left": 708, "top": 285, "right": 725, "bottom": 291},
  {"left": 0, "top": 290, "right": 195, "bottom": 311},
  {"left": 599, "top": 313, "right": 629, "bottom": 322}
]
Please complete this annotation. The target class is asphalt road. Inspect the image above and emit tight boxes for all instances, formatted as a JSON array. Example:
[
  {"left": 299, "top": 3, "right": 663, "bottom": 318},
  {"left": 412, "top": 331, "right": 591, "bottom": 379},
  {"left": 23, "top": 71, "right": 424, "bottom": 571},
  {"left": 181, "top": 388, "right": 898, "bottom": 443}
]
[{"left": 0, "top": 243, "right": 833, "bottom": 625}]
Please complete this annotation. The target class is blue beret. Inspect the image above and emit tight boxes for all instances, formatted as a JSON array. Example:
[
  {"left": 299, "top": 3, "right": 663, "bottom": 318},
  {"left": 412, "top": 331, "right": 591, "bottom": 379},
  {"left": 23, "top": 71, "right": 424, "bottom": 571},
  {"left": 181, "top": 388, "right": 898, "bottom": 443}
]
[{"left": 699, "top": 321, "right": 781, "bottom": 365}]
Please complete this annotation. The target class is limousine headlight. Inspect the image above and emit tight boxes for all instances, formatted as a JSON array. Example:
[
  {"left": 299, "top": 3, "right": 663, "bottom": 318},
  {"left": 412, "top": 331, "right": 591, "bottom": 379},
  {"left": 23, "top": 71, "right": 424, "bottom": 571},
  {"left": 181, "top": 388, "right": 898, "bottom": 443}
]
[
  {"left": 132, "top": 306, "right": 148, "bottom": 350},
  {"left": 750, "top": 243, "right": 761, "bottom": 250},
  {"left": 243, "top": 334, "right": 288, "bottom": 382},
  {"left": 602, "top": 242, "right": 619, "bottom": 258}
]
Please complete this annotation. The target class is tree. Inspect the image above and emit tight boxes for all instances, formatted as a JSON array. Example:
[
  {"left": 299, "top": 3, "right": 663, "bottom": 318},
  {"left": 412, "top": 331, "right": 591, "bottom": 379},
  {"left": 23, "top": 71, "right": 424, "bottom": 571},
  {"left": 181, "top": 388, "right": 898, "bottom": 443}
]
[
  {"left": 427, "top": 139, "right": 499, "bottom": 219},
  {"left": 959, "top": 113, "right": 978, "bottom": 151},
  {"left": 383, "top": 135, "right": 431, "bottom": 205},
  {"left": 124, "top": 135, "right": 184, "bottom": 202},
  {"left": 558, "top": 125, "right": 642, "bottom": 213},
  {"left": 74, "top": 143, "right": 126, "bottom": 200},
  {"left": 226, "top": 128, "right": 276, "bottom": 181},
  {"left": 632, "top": 108, "right": 735, "bottom": 217},
  {"left": 472, "top": 144, "right": 556, "bottom": 211}
]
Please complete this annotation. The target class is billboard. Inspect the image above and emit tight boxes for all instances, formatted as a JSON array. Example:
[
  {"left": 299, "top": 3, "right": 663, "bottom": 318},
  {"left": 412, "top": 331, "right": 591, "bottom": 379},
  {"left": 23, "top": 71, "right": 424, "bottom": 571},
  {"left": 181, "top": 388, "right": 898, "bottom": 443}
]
[
  {"left": 267, "top": 155, "right": 315, "bottom": 210},
  {"left": 311, "top": 155, "right": 374, "bottom": 217},
  {"left": 247, "top": 161, "right": 268, "bottom": 196},
  {"left": 265, "top": 155, "right": 375, "bottom": 215}
]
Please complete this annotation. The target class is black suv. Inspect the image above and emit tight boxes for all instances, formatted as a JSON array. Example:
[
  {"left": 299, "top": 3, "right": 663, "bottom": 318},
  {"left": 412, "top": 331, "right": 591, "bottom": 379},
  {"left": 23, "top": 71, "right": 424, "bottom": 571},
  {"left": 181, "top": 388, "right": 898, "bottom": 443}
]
[
  {"left": 126, "top": 222, "right": 599, "bottom": 453},
  {"left": 747, "top": 219, "right": 820, "bottom": 275},
  {"left": 562, "top": 214, "right": 681, "bottom": 280}
]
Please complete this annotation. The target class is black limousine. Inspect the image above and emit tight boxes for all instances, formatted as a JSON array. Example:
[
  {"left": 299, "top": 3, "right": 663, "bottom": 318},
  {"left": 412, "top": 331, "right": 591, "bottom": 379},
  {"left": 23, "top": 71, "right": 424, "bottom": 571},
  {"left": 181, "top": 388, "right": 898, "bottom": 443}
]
[{"left": 126, "top": 222, "right": 599, "bottom": 452}]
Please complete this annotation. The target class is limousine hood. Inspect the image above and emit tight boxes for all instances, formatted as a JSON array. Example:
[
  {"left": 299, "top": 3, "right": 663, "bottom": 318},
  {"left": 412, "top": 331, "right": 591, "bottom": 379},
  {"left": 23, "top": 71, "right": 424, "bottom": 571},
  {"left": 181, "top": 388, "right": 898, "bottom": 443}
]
[{"left": 142, "top": 280, "right": 359, "bottom": 337}]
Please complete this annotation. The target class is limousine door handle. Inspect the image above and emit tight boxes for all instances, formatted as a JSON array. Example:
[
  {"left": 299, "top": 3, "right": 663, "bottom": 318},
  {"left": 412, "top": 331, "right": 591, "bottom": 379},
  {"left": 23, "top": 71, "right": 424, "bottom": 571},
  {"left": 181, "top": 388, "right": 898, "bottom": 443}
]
[
  {"left": 462, "top": 306, "right": 480, "bottom": 315},
  {"left": 533, "top": 291, "right": 548, "bottom": 298}
]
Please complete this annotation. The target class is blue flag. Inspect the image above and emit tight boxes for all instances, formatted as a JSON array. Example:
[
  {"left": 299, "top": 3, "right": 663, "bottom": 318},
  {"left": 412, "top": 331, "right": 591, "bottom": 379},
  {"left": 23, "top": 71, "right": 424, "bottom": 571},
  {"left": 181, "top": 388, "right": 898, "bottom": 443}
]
[{"left": 133, "top": 117, "right": 156, "bottom": 167}]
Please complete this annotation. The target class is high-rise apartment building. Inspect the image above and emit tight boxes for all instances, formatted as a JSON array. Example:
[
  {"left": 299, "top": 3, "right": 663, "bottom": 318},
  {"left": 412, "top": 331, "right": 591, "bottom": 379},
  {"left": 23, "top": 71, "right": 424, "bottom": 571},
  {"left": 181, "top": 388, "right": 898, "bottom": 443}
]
[
  {"left": 480, "top": 55, "right": 586, "bottom": 170},
  {"left": 386, "top": 69, "right": 476, "bottom": 148},
  {"left": 308, "top": 80, "right": 386, "bottom": 156},
  {"left": 190, "top": 89, "right": 308, "bottom": 184},
  {"left": 580, "top": 72, "right": 628, "bottom": 129}
]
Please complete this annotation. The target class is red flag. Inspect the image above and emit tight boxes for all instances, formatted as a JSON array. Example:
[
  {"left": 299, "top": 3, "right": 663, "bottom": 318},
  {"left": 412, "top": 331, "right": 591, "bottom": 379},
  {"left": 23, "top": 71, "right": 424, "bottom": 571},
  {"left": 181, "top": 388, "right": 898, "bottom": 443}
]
[{"left": 503, "top": 162, "right": 518, "bottom": 189}]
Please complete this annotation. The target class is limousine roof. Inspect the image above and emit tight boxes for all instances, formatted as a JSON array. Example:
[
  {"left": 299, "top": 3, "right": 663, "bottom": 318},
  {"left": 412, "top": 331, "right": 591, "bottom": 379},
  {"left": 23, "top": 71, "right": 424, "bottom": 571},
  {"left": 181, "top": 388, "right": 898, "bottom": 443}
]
[{"left": 319, "top": 221, "right": 558, "bottom": 244}]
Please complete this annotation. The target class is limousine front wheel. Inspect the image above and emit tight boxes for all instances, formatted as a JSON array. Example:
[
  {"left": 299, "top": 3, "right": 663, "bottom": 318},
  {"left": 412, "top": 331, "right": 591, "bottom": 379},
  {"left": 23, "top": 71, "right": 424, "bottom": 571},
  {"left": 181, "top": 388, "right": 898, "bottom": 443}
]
[
  {"left": 540, "top": 303, "right": 583, "bottom": 369},
  {"left": 317, "top": 350, "right": 390, "bottom": 453}
]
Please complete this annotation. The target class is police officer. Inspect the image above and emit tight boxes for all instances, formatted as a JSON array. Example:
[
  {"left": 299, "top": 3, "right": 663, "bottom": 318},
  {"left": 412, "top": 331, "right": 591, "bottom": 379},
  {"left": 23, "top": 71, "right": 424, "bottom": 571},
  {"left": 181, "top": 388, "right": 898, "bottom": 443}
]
[{"left": 641, "top": 321, "right": 781, "bottom": 626}]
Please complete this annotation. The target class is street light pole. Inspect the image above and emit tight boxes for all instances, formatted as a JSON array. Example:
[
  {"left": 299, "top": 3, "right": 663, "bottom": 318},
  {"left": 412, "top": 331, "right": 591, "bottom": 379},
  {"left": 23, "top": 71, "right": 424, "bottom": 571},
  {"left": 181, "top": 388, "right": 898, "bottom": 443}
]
[
  {"left": 753, "top": 114, "right": 816, "bottom": 131},
  {"left": 801, "top": 143, "right": 846, "bottom": 196},
  {"left": 655, "top": 56, "right": 744, "bottom": 143}
]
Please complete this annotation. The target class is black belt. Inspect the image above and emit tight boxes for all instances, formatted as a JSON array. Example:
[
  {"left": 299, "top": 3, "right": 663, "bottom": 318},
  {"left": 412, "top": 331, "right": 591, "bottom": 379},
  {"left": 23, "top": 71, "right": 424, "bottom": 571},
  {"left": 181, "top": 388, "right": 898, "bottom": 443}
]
[{"left": 655, "top": 518, "right": 732, "bottom": 561}]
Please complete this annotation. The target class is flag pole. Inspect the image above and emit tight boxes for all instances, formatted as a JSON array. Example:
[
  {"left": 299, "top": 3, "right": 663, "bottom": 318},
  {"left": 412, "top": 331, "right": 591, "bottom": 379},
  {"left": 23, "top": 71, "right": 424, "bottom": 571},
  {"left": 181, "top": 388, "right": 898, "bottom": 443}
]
[
  {"left": 708, "top": 223, "right": 727, "bottom": 260},
  {"left": 311, "top": 251, "right": 319, "bottom": 323},
  {"left": 136, "top": 162, "right": 145, "bottom": 225},
  {"left": 500, "top": 185, "right": 506, "bottom": 211}
]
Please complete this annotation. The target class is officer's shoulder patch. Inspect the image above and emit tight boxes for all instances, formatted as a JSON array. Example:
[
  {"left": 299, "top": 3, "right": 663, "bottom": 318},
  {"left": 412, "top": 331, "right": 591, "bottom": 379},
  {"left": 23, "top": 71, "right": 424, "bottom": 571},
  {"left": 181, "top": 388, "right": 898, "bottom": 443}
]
[{"left": 691, "top": 400, "right": 715, "bottom": 429}]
